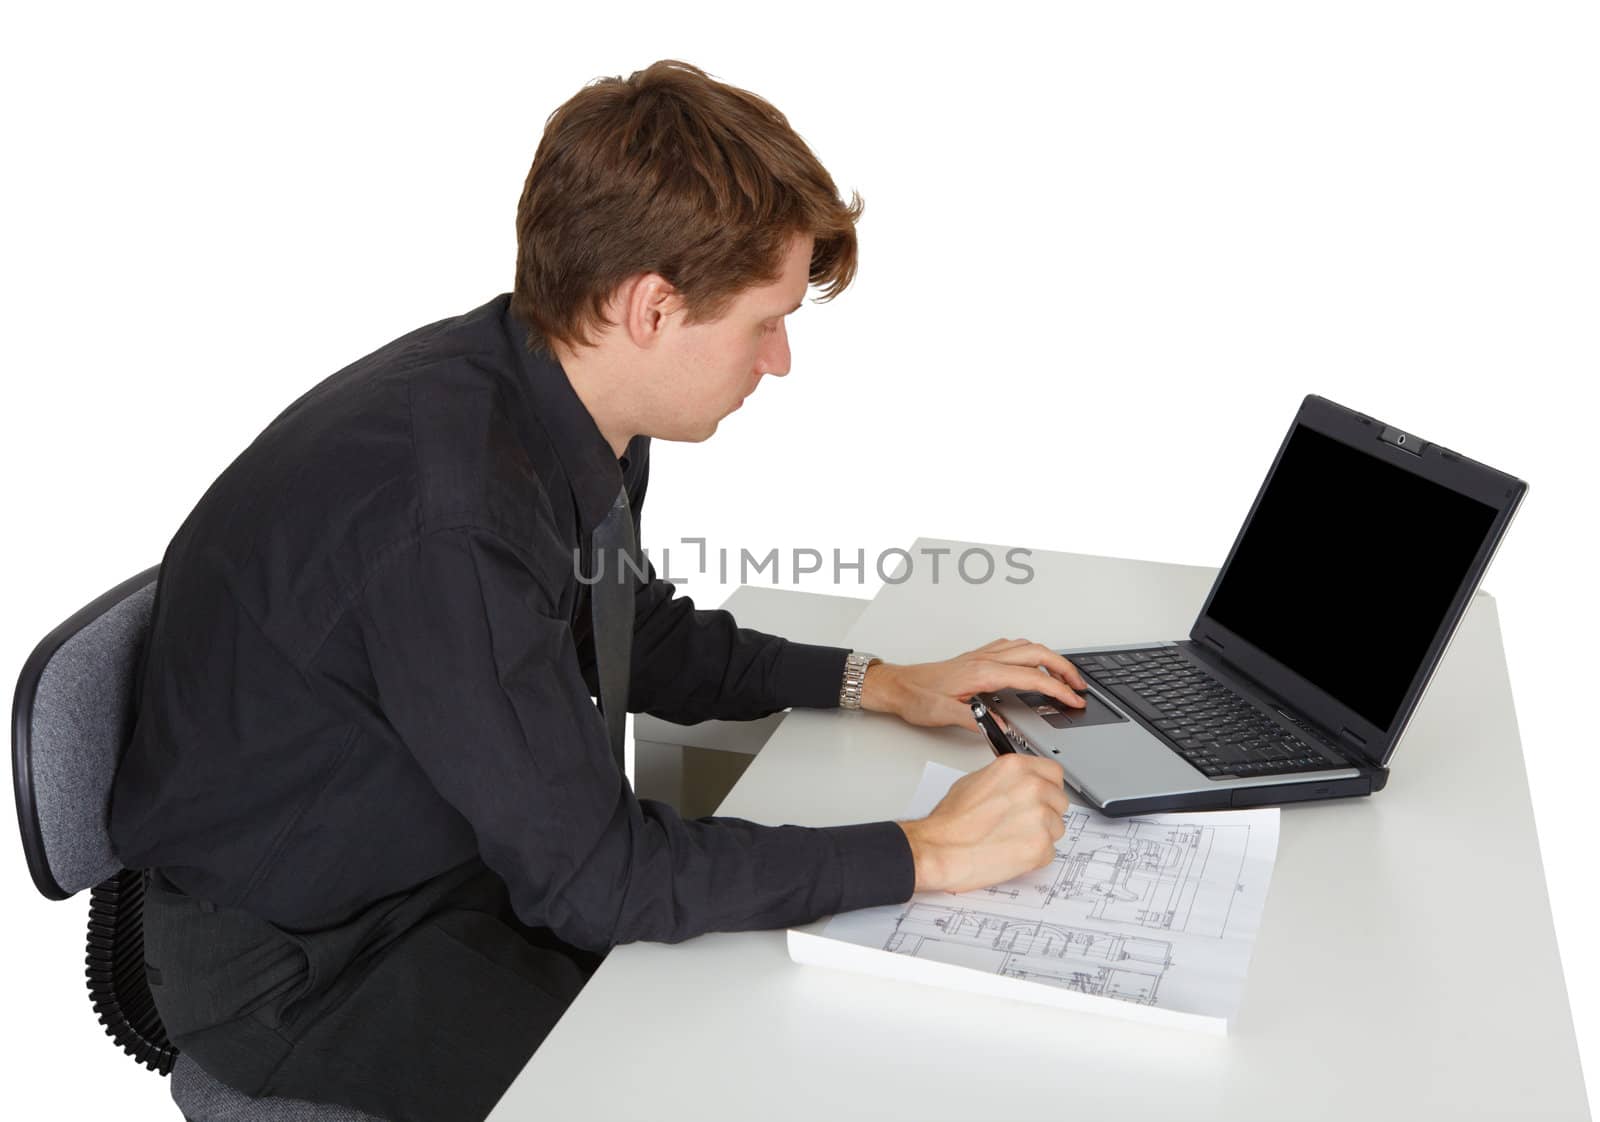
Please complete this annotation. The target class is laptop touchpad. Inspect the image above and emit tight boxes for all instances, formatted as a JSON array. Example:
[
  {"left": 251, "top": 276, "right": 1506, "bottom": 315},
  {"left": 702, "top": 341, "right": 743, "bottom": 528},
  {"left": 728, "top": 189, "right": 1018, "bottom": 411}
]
[{"left": 1014, "top": 688, "right": 1127, "bottom": 730}]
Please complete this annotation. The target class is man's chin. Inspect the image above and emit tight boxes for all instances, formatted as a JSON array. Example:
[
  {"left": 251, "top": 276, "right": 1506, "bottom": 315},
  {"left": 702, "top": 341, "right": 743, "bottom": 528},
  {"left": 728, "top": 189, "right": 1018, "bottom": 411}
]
[
  {"left": 654, "top": 420, "right": 720, "bottom": 444},
  {"left": 658, "top": 412, "right": 732, "bottom": 443},
  {"left": 705, "top": 407, "right": 743, "bottom": 437}
]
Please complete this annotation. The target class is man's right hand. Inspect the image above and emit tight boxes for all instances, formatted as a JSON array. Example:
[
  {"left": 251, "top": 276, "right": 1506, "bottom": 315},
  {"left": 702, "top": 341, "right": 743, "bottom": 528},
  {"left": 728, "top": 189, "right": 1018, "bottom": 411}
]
[{"left": 896, "top": 754, "right": 1069, "bottom": 894}]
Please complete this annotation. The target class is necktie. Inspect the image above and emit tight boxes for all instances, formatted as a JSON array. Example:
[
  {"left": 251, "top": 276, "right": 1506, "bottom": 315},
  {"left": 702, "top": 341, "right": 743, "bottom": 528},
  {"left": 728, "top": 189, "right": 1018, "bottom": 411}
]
[{"left": 589, "top": 484, "right": 636, "bottom": 775}]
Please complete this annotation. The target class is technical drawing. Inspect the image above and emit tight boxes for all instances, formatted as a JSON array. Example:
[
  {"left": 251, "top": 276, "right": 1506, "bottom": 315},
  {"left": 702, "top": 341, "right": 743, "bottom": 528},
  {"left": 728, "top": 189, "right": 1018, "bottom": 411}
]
[
  {"left": 810, "top": 763, "right": 1282, "bottom": 1025},
  {"left": 959, "top": 810, "right": 1255, "bottom": 937},
  {"left": 882, "top": 903, "right": 1174, "bottom": 1005}
]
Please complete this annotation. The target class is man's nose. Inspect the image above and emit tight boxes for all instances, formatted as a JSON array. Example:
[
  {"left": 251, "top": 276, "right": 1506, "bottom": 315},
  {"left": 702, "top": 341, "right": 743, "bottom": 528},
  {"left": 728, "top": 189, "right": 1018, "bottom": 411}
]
[{"left": 760, "top": 320, "right": 791, "bottom": 377}]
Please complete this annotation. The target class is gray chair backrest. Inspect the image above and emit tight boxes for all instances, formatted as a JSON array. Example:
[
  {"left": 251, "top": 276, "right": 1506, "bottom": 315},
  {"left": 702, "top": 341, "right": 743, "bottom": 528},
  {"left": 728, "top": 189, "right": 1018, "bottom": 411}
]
[
  {"left": 13, "top": 566, "right": 158, "bottom": 899},
  {"left": 13, "top": 566, "right": 393, "bottom": 1122}
]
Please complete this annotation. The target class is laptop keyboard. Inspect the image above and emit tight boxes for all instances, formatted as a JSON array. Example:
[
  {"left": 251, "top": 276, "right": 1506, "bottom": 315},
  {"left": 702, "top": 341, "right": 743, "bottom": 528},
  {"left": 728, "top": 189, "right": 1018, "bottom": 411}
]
[{"left": 1071, "top": 648, "right": 1350, "bottom": 780}]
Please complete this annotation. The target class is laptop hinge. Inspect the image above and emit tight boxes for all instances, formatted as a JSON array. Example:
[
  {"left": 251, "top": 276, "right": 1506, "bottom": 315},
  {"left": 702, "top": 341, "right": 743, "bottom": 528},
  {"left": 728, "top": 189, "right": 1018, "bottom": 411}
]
[{"left": 1336, "top": 728, "right": 1380, "bottom": 768}]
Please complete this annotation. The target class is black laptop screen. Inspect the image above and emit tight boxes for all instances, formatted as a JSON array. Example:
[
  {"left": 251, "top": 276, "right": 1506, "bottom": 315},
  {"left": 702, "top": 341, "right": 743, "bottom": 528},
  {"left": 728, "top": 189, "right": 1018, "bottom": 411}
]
[{"left": 1205, "top": 424, "right": 1498, "bottom": 732}]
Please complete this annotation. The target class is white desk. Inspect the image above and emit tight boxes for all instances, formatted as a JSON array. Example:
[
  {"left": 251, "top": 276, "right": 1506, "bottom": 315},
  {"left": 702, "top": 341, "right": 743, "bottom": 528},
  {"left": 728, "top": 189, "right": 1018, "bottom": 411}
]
[{"left": 490, "top": 539, "right": 1589, "bottom": 1121}]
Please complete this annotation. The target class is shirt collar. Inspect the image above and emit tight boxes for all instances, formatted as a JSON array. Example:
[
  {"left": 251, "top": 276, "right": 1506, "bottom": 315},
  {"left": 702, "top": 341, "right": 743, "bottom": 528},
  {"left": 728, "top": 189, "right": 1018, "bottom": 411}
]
[{"left": 498, "top": 296, "right": 631, "bottom": 537}]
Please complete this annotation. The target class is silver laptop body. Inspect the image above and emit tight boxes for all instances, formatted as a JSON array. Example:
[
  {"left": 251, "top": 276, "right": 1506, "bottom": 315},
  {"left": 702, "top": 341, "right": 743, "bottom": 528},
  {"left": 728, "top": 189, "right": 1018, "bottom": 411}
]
[{"left": 987, "top": 394, "right": 1526, "bottom": 816}]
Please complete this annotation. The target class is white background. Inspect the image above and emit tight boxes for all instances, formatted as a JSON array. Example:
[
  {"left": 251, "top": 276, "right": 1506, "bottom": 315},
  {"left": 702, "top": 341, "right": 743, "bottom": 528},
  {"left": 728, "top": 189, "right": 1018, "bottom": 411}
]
[{"left": 2, "top": 2, "right": 1593, "bottom": 1117}]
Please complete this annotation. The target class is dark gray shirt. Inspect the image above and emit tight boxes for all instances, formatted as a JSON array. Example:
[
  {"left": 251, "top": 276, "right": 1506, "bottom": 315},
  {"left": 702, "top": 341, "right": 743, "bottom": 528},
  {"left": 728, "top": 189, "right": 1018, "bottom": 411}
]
[{"left": 108, "top": 293, "right": 914, "bottom": 950}]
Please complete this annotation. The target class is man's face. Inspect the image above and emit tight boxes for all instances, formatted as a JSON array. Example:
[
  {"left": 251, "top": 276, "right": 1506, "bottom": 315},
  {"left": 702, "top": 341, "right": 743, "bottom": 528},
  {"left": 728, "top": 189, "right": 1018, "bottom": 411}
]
[{"left": 651, "top": 232, "right": 813, "bottom": 441}]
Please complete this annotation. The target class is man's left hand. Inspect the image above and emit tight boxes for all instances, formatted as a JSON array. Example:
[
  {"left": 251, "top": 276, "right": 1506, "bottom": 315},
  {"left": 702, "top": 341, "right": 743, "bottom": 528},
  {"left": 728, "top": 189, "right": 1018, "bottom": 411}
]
[{"left": 859, "top": 638, "right": 1088, "bottom": 732}]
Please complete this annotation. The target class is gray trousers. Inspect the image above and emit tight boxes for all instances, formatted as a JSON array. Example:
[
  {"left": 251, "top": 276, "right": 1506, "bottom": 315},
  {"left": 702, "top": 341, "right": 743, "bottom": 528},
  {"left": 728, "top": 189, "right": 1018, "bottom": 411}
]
[{"left": 141, "top": 859, "right": 603, "bottom": 1122}]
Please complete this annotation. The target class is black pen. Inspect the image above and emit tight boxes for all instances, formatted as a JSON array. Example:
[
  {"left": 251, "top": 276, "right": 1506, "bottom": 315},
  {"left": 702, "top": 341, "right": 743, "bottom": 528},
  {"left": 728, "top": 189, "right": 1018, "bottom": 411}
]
[{"left": 969, "top": 696, "right": 1016, "bottom": 756}]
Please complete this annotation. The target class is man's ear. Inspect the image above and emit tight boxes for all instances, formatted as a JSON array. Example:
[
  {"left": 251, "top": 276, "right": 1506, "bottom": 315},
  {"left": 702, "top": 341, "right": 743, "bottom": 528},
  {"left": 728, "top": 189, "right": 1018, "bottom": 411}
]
[{"left": 619, "top": 272, "right": 684, "bottom": 348}]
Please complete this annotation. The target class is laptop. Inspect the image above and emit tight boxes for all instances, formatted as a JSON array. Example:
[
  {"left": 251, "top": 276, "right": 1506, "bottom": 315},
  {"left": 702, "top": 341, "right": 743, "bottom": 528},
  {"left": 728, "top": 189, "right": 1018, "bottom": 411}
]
[{"left": 987, "top": 394, "right": 1527, "bottom": 816}]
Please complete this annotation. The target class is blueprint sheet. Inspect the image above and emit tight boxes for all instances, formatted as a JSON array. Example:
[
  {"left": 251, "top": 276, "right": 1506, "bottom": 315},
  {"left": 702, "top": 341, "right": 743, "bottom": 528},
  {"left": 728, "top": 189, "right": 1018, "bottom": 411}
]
[{"left": 789, "top": 762, "right": 1281, "bottom": 1033}]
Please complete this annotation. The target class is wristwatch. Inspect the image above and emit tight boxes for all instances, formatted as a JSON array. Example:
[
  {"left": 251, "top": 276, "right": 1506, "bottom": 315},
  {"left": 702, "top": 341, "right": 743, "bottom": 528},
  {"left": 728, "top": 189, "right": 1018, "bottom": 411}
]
[{"left": 838, "top": 650, "right": 881, "bottom": 710}]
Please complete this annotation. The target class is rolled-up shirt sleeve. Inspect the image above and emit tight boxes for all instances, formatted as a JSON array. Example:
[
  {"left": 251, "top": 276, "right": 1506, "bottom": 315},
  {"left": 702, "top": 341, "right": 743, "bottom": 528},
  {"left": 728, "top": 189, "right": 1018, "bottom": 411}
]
[{"left": 354, "top": 524, "right": 915, "bottom": 951}]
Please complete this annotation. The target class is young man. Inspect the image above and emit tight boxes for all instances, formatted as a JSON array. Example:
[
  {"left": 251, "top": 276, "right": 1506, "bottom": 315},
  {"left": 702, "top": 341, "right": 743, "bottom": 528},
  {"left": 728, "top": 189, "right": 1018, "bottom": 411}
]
[{"left": 109, "top": 60, "right": 1086, "bottom": 1122}]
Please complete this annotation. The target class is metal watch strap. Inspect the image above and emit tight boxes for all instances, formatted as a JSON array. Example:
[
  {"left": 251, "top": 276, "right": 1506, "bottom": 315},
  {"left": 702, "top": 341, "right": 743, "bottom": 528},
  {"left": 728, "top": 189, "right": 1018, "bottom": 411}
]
[{"left": 839, "top": 650, "right": 879, "bottom": 710}]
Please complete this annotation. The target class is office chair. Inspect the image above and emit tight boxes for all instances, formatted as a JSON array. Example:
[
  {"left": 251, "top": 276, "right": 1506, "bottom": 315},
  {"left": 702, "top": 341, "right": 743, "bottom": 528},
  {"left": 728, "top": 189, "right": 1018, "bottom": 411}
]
[{"left": 12, "top": 565, "right": 385, "bottom": 1122}]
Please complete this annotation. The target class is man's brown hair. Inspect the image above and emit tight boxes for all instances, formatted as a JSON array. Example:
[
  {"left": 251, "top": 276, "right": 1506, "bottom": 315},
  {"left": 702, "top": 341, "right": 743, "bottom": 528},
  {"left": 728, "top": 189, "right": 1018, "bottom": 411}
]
[{"left": 511, "top": 60, "right": 863, "bottom": 357}]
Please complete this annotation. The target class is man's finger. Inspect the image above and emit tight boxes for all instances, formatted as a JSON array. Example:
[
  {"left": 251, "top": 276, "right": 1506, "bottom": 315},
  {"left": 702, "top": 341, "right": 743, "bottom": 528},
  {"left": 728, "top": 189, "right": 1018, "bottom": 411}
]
[
  {"left": 984, "top": 662, "right": 1086, "bottom": 708},
  {"left": 1039, "top": 780, "right": 1070, "bottom": 817},
  {"left": 1021, "top": 754, "right": 1066, "bottom": 786},
  {"left": 985, "top": 642, "right": 1087, "bottom": 690}
]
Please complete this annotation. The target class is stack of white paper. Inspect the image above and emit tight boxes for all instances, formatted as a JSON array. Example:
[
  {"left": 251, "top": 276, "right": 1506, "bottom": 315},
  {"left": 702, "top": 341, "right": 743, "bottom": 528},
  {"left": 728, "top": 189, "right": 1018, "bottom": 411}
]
[{"left": 788, "top": 762, "right": 1281, "bottom": 1034}]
